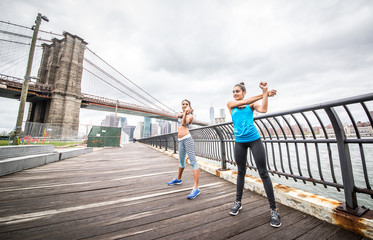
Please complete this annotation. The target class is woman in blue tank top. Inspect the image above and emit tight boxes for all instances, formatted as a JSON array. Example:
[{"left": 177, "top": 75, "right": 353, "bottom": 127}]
[{"left": 227, "top": 81, "right": 282, "bottom": 228}]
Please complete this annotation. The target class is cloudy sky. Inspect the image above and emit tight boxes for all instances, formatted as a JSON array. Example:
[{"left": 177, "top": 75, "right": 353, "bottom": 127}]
[{"left": 1, "top": 0, "right": 373, "bottom": 132}]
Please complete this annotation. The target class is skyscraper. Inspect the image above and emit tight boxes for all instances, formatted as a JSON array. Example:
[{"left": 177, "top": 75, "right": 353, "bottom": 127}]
[
  {"left": 119, "top": 117, "right": 128, "bottom": 128},
  {"left": 134, "top": 121, "right": 144, "bottom": 139},
  {"left": 143, "top": 117, "right": 151, "bottom": 138},
  {"left": 210, "top": 106, "right": 214, "bottom": 124},
  {"left": 122, "top": 126, "right": 136, "bottom": 140},
  {"left": 220, "top": 108, "right": 226, "bottom": 119},
  {"left": 102, "top": 114, "right": 117, "bottom": 127},
  {"left": 157, "top": 120, "right": 172, "bottom": 135},
  {"left": 151, "top": 122, "right": 159, "bottom": 136},
  {"left": 215, "top": 108, "right": 226, "bottom": 124}
]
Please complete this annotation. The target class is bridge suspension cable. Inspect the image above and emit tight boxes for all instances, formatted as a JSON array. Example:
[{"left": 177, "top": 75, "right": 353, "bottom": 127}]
[
  {"left": 85, "top": 47, "right": 175, "bottom": 113},
  {"left": 1, "top": 20, "right": 176, "bottom": 114},
  {"left": 83, "top": 57, "right": 171, "bottom": 112},
  {"left": 83, "top": 67, "right": 156, "bottom": 109},
  {"left": 0, "top": 20, "right": 54, "bottom": 79},
  {"left": 0, "top": 20, "right": 63, "bottom": 37}
]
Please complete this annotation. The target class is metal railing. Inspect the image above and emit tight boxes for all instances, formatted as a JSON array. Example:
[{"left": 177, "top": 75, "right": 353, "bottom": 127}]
[
  {"left": 139, "top": 93, "right": 373, "bottom": 216},
  {"left": 0, "top": 73, "right": 53, "bottom": 94}
]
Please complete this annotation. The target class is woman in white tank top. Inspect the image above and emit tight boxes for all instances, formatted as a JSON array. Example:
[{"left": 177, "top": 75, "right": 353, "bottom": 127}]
[{"left": 168, "top": 100, "right": 200, "bottom": 199}]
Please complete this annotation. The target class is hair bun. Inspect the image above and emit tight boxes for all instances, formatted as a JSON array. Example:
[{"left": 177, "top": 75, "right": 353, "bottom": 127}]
[{"left": 240, "top": 82, "right": 245, "bottom": 86}]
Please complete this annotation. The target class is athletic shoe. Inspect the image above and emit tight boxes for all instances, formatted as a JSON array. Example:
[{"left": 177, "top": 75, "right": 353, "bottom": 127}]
[
  {"left": 229, "top": 201, "right": 242, "bottom": 216},
  {"left": 187, "top": 188, "right": 200, "bottom": 199},
  {"left": 270, "top": 209, "right": 282, "bottom": 227},
  {"left": 168, "top": 178, "right": 182, "bottom": 185}
]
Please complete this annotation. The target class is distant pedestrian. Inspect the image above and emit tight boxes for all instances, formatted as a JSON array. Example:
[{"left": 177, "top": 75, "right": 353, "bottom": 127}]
[
  {"left": 167, "top": 99, "right": 200, "bottom": 199},
  {"left": 227, "top": 81, "right": 281, "bottom": 227}
]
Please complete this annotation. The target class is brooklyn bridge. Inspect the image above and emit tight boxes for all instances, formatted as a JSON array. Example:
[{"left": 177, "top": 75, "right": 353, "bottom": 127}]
[{"left": 0, "top": 21, "right": 207, "bottom": 139}]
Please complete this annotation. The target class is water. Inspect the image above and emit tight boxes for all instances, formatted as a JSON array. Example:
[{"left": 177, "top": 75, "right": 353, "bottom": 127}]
[{"left": 196, "top": 142, "right": 373, "bottom": 209}]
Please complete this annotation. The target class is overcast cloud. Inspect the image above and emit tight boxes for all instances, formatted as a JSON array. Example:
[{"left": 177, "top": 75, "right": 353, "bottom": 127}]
[{"left": 1, "top": 0, "right": 373, "bottom": 132}]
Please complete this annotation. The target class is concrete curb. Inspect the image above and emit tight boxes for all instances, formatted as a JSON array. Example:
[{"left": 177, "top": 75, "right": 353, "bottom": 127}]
[
  {"left": 0, "top": 145, "right": 54, "bottom": 159},
  {"left": 149, "top": 145, "right": 373, "bottom": 239},
  {"left": 0, "top": 153, "right": 60, "bottom": 176},
  {"left": 57, "top": 147, "right": 93, "bottom": 160},
  {"left": 0, "top": 146, "right": 93, "bottom": 177}
]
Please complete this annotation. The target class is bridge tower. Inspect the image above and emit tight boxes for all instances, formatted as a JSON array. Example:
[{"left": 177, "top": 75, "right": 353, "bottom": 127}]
[{"left": 27, "top": 32, "right": 87, "bottom": 138}]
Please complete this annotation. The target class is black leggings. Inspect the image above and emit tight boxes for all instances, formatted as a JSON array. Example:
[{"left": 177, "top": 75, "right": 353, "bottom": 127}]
[{"left": 234, "top": 138, "right": 276, "bottom": 210}]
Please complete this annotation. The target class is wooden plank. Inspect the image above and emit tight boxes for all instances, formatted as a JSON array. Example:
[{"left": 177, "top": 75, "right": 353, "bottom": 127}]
[
  {"left": 91, "top": 196, "right": 269, "bottom": 240},
  {"left": 0, "top": 143, "right": 367, "bottom": 240},
  {"left": 229, "top": 211, "right": 310, "bottom": 240},
  {"left": 153, "top": 202, "right": 298, "bottom": 240},
  {"left": 264, "top": 214, "right": 322, "bottom": 240},
  {"left": 0, "top": 155, "right": 243, "bottom": 239},
  {"left": 0, "top": 184, "right": 236, "bottom": 239},
  {"left": 325, "top": 227, "right": 365, "bottom": 240},
  {"left": 0, "top": 176, "right": 230, "bottom": 233},
  {"left": 190, "top": 205, "right": 297, "bottom": 240},
  {"left": 295, "top": 222, "right": 341, "bottom": 240}
]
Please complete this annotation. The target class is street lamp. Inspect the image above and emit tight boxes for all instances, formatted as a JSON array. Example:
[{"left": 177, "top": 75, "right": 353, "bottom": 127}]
[{"left": 13, "top": 13, "right": 49, "bottom": 145}]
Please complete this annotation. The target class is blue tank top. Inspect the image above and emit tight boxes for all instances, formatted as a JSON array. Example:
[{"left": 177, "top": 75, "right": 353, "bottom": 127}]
[{"left": 231, "top": 105, "right": 261, "bottom": 143}]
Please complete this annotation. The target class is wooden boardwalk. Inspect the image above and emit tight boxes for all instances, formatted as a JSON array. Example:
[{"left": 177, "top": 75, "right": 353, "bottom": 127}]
[{"left": 0, "top": 143, "right": 366, "bottom": 240}]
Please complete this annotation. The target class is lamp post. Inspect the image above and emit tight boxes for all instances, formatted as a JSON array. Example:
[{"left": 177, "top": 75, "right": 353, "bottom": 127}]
[
  {"left": 115, "top": 100, "right": 119, "bottom": 127},
  {"left": 13, "top": 13, "right": 49, "bottom": 145}
]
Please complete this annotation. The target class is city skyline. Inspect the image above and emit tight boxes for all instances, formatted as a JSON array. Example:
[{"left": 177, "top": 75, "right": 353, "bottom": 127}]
[{"left": 99, "top": 109, "right": 373, "bottom": 139}]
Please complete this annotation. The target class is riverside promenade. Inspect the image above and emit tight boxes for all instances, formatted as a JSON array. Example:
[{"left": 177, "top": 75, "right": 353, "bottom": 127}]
[{"left": 0, "top": 143, "right": 366, "bottom": 240}]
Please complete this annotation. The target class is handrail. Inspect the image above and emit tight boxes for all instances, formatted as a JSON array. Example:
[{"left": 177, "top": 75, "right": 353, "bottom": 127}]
[{"left": 139, "top": 93, "right": 373, "bottom": 216}]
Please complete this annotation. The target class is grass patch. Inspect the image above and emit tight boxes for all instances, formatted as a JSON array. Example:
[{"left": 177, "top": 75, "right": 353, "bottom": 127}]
[
  {"left": 47, "top": 141, "right": 83, "bottom": 147},
  {"left": 0, "top": 140, "right": 10, "bottom": 146},
  {"left": 0, "top": 140, "right": 84, "bottom": 147}
]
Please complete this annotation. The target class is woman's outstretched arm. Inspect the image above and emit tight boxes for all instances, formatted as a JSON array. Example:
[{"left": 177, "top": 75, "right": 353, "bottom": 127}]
[
  {"left": 252, "top": 82, "right": 277, "bottom": 113},
  {"left": 227, "top": 94, "right": 263, "bottom": 112}
]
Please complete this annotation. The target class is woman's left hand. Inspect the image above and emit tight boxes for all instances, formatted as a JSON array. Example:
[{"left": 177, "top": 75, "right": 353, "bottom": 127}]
[
  {"left": 186, "top": 107, "right": 193, "bottom": 114},
  {"left": 268, "top": 89, "right": 277, "bottom": 97},
  {"left": 259, "top": 82, "right": 268, "bottom": 93}
]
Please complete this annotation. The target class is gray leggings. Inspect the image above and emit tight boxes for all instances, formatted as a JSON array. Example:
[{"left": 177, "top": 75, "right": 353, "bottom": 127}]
[{"left": 179, "top": 136, "right": 199, "bottom": 170}]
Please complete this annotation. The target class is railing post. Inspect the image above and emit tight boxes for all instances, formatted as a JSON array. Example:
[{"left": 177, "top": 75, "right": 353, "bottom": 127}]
[
  {"left": 325, "top": 107, "right": 367, "bottom": 216},
  {"left": 213, "top": 126, "right": 227, "bottom": 170},
  {"left": 170, "top": 134, "right": 177, "bottom": 154},
  {"left": 164, "top": 135, "right": 168, "bottom": 151}
]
